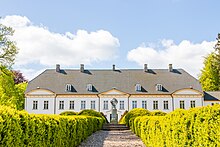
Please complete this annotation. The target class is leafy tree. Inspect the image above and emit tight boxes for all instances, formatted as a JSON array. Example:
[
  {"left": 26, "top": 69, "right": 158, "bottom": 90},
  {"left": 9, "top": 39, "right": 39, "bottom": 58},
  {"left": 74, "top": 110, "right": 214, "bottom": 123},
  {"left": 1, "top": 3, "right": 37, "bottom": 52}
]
[
  {"left": 14, "top": 82, "right": 27, "bottom": 110},
  {"left": 199, "top": 53, "right": 219, "bottom": 91},
  {"left": 0, "top": 24, "right": 19, "bottom": 67},
  {"left": 12, "top": 70, "right": 28, "bottom": 84}
]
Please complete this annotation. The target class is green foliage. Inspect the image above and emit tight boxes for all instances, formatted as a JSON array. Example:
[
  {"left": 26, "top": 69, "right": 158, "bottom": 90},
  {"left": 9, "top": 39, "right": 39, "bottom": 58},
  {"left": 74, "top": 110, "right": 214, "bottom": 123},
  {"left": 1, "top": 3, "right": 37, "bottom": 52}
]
[
  {"left": 118, "top": 110, "right": 128, "bottom": 124},
  {"left": 0, "top": 24, "right": 19, "bottom": 67},
  {"left": 60, "top": 111, "right": 78, "bottom": 116},
  {"left": 0, "top": 106, "right": 104, "bottom": 146},
  {"left": 151, "top": 110, "right": 166, "bottom": 116},
  {"left": 78, "top": 109, "right": 107, "bottom": 123},
  {"left": 131, "top": 105, "right": 220, "bottom": 147},
  {"left": 199, "top": 53, "right": 219, "bottom": 91}
]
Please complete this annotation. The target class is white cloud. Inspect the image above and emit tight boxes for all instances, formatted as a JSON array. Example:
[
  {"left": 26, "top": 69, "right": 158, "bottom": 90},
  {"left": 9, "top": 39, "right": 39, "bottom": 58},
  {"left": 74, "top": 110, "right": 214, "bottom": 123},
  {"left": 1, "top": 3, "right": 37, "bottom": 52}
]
[
  {"left": 127, "top": 39, "right": 216, "bottom": 78},
  {"left": 0, "top": 15, "right": 120, "bottom": 80}
]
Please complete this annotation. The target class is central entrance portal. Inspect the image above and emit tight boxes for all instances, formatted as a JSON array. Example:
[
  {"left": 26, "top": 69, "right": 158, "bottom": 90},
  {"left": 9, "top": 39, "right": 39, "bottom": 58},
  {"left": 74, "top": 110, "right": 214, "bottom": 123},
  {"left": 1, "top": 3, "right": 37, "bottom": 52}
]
[{"left": 110, "top": 98, "right": 118, "bottom": 124}]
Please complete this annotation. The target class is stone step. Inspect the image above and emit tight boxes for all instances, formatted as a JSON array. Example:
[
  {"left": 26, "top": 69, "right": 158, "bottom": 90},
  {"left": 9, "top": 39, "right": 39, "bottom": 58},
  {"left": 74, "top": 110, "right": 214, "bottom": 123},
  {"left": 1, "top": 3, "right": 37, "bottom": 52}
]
[{"left": 102, "top": 124, "right": 129, "bottom": 131}]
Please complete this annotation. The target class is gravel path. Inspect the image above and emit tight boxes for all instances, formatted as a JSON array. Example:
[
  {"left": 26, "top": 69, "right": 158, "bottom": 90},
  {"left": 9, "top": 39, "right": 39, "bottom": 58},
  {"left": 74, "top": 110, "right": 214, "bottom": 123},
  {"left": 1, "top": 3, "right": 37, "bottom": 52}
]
[{"left": 79, "top": 130, "right": 146, "bottom": 147}]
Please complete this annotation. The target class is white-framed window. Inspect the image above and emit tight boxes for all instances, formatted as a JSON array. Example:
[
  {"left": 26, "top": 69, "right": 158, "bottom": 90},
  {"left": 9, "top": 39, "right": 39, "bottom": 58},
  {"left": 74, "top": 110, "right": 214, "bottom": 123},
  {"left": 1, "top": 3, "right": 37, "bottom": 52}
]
[
  {"left": 180, "top": 101, "right": 185, "bottom": 109},
  {"left": 44, "top": 101, "right": 49, "bottom": 110},
  {"left": 91, "top": 101, "right": 96, "bottom": 109},
  {"left": 163, "top": 101, "right": 168, "bottom": 110},
  {"left": 156, "top": 84, "right": 163, "bottom": 91},
  {"left": 142, "top": 101, "right": 147, "bottom": 109},
  {"left": 69, "top": 101, "right": 74, "bottom": 110},
  {"left": 135, "top": 84, "right": 141, "bottom": 91},
  {"left": 153, "top": 101, "right": 158, "bottom": 110},
  {"left": 66, "top": 84, "right": 72, "bottom": 92},
  {"left": 59, "top": 101, "right": 64, "bottom": 110},
  {"left": 190, "top": 101, "right": 195, "bottom": 108},
  {"left": 132, "top": 101, "right": 137, "bottom": 109},
  {"left": 33, "top": 101, "right": 38, "bottom": 110},
  {"left": 81, "top": 101, "right": 86, "bottom": 110},
  {"left": 119, "top": 101, "right": 124, "bottom": 110},
  {"left": 103, "top": 101, "right": 108, "bottom": 110},
  {"left": 87, "top": 84, "right": 93, "bottom": 91}
]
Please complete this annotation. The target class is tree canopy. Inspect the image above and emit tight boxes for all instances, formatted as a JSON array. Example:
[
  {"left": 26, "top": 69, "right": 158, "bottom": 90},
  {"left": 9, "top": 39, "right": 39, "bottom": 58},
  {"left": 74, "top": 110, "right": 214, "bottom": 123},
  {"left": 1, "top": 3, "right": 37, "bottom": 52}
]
[
  {"left": 199, "top": 33, "right": 220, "bottom": 91},
  {"left": 0, "top": 24, "right": 19, "bottom": 67}
]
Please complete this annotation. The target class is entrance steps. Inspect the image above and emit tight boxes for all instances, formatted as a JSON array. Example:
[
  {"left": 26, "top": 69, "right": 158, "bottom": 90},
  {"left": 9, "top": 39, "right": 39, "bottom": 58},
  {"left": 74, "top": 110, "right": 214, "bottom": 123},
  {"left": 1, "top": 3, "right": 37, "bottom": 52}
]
[{"left": 102, "top": 124, "right": 129, "bottom": 131}]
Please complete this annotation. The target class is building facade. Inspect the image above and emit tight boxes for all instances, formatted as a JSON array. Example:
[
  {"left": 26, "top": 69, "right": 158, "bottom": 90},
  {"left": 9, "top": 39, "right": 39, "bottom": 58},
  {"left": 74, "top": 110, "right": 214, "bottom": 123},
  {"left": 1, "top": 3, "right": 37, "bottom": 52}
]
[{"left": 25, "top": 64, "right": 213, "bottom": 122}]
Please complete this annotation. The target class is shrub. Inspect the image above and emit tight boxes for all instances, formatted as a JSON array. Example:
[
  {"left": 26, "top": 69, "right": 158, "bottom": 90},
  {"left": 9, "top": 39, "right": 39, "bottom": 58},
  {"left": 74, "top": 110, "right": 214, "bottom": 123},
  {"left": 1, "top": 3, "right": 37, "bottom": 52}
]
[
  {"left": 0, "top": 106, "right": 104, "bottom": 147},
  {"left": 60, "top": 111, "right": 78, "bottom": 116},
  {"left": 78, "top": 109, "right": 107, "bottom": 123},
  {"left": 131, "top": 105, "right": 220, "bottom": 147},
  {"left": 151, "top": 110, "right": 166, "bottom": 116},
  {"left": 118, "top": 110, "right": 128, "bottom": 124}
]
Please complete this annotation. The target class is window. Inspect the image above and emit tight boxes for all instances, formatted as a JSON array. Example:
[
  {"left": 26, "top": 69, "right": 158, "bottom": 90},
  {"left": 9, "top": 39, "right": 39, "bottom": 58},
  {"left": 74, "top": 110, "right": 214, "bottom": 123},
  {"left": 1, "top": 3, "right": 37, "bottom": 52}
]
[
  {"left": 132, "top": 101, "right": 137, "bottom": 109},
  {"left": 180, "top": 101, "right": 185, "bottom": 109},
  {"left": 59, "top": 101, "right": 64, "bottom": 110},
  {"left": 163, "top": 101, "right": 168, "bottom": 110},
  {"left": 33, "top": 101, "right": 38, "bottom": 110},
  {"left": 135, "top": 84, "right": 141, "bottom": 91},
  {"left": 153, "top": 101, "right": 158, "bottom": 110},
  {"left": 190, "top": 101, "right": 195, "bottom": 108},
  {"left": 156, "top": 84, "right": 163, "bottom": 91},
  {"left": 66, "top": 84, "right": 72, "bottom": 92},
  {"left": 81, "top": 101, "right": 86, "bottom": 110},
  {"left": 120, "top": 101, "right": 124, "bottom": 110},
  {"left": 142, "top": 101, "right": 147, "bottom": 109},
  {"left": 87, "top": 84, "right": 93, "bottom": 91},
  {"left": 44, "top": 101, "right": 49, "bottom": 110},
  {"left": 69, "top": 101, "right": 74, "bottom": 110},
  {"left": 103, "top": 101, "right": 108, "bottom": 110},
  {"left": 91, "top": 101, "right": 96, "bottom": 109}
]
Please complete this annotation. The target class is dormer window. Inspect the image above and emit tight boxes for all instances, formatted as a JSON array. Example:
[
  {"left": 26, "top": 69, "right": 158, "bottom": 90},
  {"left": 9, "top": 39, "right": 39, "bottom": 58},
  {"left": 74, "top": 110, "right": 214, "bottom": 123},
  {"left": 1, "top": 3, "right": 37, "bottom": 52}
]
[
  {"left": 87, "top": 84, "right": 93, "bottom": 91},
  {"left": 66, "top": 84, "right": 72, "bottom": 92},
  {"left": 135, "top": 84, "right": 141, "bottom": 92},
  {"left": 156, "top": 84, "right": 163, "bottom": 91}
]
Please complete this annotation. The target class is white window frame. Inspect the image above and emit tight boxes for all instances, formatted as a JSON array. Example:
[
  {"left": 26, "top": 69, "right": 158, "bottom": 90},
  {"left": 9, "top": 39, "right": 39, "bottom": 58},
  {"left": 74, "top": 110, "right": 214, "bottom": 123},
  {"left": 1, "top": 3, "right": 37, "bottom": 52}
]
[
  {"left": 142, "top": 101, "right": 147, "bottom": 109},
  {"left": 153, "top": 101, "right": 158, "bottom": 110},
  {"left": 132, "top": 101, "right": 137, "bottom": 109},
  {"left": 81, "top": 101, "right": 86, "bottom": 110},
  {"left": 33, "top": 101, "right": 38, "bottom": 110},
  {"left": 43, "top": 101, "right": 49, "bottom": 110},
  {"left": 190, "top": 100, "right": 195, "bottom": 108},
  {"left": 69, "top": 101, "right": 74, "bottom": 110},
  {"left": 59, "top": 101, "right": 64, "bottom": 110},
  {"left": 180, "top": 101, "right": 185, "bottom": 109},
  {"left": 119, "top": 101, "right": 124, "bottom": 110},
  {"left": 163, "top": 101, "right": 168, "bottom": 110},
  {"left": 156, "top": 84, "right": 163, "bottom": 91},
  {"left": 66, "top": 84, "right": 72, "bottom": 92},
  {"left": 135, "top": 84, "right": 141, "bottom": 91},
  {"left": 103, "top": 101, "right": 108, "bottom": 110},
  {"left": 91, "top": 101, "right": 96, "bottom": 109},
  {"left": 87, "top": 84, "right": 93, "bottom": 91}
]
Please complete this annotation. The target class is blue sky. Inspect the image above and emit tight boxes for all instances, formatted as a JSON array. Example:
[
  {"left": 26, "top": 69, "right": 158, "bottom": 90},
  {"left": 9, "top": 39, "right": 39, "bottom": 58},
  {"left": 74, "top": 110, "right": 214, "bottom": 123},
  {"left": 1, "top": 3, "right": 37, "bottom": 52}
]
[{"left": 1, "top": 0, "right": 220, "bottom": 79}]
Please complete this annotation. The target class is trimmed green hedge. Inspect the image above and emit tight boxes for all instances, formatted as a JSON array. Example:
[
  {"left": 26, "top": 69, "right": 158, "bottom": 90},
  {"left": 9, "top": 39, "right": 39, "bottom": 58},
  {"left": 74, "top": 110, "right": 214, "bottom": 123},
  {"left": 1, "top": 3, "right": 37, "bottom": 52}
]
[
  {"left": 0, "top": 106, "right": 104, "bottom": 146},
  {"left": 60, "top": 111, "right": 78, "bottom": 116},
  {"left": 132, "top": 105, "right": 220, "bottom": 147},
  {"left": 78, "top": 109, "right": 107, "bottom": 123}
]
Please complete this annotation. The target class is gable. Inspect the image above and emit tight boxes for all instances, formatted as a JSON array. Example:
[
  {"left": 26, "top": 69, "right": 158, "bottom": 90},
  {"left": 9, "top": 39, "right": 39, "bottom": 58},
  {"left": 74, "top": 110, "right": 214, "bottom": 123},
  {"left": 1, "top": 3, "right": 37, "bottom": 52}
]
[
  {"left": 172, "top": 88, "right": 203, "bottom": 96},
  {"left": 99, "top": 88, "right": 129, "bottom": 95},
  {"left": 26, "top": 88, "right": 55, "bottom": 96}
]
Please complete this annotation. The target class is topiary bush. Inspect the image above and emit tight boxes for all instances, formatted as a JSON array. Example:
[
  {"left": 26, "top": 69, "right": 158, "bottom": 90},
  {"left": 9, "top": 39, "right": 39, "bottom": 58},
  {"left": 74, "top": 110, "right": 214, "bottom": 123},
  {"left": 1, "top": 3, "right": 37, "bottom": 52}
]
[
  {"left": 60, "top": 111, "right": 78, "bottom": 116},
  {"left": 151, "top": 110, "right": 166, "bottom": 116},
  {"left": 78, "top": 109, "right": 107, "bottom": 123},
  {"left": 119, "top": 110, "right": 128, "bottom": 124}
]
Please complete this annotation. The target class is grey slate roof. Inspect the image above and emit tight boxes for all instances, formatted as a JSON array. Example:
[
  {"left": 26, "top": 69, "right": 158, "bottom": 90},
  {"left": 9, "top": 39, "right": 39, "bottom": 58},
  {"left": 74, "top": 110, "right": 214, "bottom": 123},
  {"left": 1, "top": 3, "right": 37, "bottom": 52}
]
[
  {"left": 26, "top": 68, "right": 202, "bottom": 95},
  {"left": 204, "top": 91, "right": 220, "bottom": 101}
]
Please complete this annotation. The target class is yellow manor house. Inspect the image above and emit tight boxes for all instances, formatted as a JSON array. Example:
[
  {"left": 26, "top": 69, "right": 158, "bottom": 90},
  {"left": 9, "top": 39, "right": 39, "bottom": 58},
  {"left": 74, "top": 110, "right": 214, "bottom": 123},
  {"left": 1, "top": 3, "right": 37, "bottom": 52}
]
[{"left": 25, "top": 64, "right": 220, "bottom": 122}]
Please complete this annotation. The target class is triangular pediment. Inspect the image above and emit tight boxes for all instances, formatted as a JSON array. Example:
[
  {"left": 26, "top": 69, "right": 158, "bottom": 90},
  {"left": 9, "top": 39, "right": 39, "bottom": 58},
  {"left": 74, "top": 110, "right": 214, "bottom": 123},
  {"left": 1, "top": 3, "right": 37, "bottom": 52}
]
[
  {"left": 100, "top": 88, "right": 128, "bottom": 95},
  {"left": 172, "top": 88, "right": 203, "bottom": 95}
]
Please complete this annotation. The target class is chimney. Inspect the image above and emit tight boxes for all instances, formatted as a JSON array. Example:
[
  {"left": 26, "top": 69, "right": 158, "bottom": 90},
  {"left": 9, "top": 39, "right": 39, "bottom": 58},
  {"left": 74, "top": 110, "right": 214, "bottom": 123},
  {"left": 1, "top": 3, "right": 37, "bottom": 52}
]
[
  {"left": 80, "top": 64, "right": 84, "bottom": 72},
  {"left": 168, "top": 64, "right": 173, "bottom": 72},
  {"left": 56, "top": 64, "right": 60, "bottom": 72},
  {"left": 113, "top": 64, "right": 116, "bottom": 71},
  {"left": 144, "top": 64, "right": 148, "bottom": 72}
]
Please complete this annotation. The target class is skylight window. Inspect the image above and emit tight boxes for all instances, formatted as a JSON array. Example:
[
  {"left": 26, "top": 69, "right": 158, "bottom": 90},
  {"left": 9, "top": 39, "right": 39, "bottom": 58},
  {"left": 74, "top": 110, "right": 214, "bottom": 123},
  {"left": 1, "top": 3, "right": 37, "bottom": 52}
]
[
  {"left": 135, "top": 84, "right": 141, "bottom": 92},
  {"left": 87, "top": 84, "right": 93, "bottom": 91},
  {"left": 66, "top": 84, "right": 72, "bottom": 92},
  {"left": 156, "top": 84, "right": 163, "bottom": 91}
]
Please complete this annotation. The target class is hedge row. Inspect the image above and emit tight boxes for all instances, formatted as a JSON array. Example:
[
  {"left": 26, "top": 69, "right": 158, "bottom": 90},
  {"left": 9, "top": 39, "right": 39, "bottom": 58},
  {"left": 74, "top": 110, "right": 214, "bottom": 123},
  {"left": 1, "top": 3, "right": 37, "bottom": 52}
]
[
  {"left": 131, "top": 105, "right": 220, "bottom": 147},
  {"left": 0, "top": 106, "right": 104, "bottom": 147}
]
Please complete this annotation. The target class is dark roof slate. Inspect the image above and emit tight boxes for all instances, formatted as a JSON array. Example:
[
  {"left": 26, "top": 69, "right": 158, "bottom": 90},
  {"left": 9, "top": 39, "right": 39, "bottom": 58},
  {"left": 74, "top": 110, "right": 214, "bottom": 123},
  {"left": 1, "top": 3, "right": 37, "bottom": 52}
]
[
  {"left": 25, "top": 68, "right": 202, "bottom": 95},
  {"left": 204, "top": 91, "right": 220, "bottom": 101}
]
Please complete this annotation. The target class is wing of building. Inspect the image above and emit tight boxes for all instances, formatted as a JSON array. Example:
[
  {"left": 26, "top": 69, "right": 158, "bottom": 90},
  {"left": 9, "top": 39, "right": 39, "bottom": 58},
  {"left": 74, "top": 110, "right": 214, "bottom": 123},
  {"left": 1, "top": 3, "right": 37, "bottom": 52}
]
[{"left": 25, "top": 64, "right": 212, "bottom": 122}]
